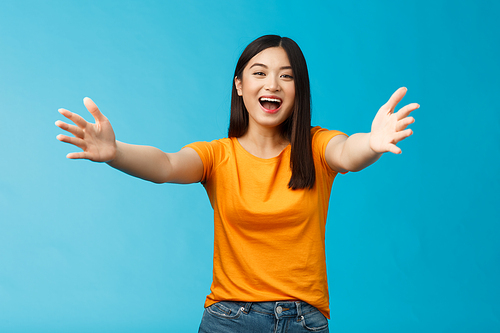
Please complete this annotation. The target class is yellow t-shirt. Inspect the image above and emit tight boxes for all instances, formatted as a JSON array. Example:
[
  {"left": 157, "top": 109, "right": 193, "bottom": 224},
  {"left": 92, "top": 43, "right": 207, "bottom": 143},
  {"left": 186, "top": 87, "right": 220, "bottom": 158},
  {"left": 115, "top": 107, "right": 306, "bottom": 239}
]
[{"left": 184, "top": 126, "right": 346, "bottom": 319}]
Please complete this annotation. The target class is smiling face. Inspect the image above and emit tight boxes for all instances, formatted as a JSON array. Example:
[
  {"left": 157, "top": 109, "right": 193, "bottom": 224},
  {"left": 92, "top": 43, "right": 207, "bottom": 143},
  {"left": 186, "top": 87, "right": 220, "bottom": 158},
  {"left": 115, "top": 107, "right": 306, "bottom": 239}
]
[{"left": 234, "top": 47, "right": 295, "bottom": 134}]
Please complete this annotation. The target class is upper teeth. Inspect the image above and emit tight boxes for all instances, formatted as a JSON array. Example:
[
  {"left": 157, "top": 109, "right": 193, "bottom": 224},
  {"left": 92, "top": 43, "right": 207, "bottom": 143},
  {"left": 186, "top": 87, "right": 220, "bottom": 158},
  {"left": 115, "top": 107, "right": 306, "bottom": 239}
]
[{"left": 260, "top": 98, "right": 281, "bottom": 103}]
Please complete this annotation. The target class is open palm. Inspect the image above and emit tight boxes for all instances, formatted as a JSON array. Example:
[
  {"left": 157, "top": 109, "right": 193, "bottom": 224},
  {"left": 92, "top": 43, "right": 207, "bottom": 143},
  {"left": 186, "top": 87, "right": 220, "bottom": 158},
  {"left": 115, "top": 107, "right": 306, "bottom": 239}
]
[
  {"left": 56, "top": 98, "right": 117, "bottom": 162},
  {"left": 369, "top": 87, "right": 419, "bottom": 154}
]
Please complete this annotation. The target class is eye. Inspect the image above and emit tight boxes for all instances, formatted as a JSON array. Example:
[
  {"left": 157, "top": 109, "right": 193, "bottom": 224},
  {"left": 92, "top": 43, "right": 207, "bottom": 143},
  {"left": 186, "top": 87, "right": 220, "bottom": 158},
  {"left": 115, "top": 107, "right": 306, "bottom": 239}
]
[
  {"left": 253, "top": 72, "right": 265, "bottom": 76},
  {"left": 281, "top": 74, "right": 294, "bottom": 79}
]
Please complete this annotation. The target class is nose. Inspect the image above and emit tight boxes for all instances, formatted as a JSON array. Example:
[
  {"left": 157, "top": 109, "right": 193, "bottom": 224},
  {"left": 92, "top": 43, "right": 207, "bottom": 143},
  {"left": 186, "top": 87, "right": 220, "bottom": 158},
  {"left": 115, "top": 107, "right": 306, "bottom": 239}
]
[{"left": 265, "top": 74, "right": 281, "bottom": 92}]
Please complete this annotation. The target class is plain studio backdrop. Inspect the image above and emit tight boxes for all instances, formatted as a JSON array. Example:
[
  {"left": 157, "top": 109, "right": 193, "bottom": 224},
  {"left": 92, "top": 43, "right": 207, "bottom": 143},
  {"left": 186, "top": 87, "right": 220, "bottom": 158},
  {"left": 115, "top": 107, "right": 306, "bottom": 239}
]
[{"left": 0, "top": 1, "right": 499, "bottom": 332}]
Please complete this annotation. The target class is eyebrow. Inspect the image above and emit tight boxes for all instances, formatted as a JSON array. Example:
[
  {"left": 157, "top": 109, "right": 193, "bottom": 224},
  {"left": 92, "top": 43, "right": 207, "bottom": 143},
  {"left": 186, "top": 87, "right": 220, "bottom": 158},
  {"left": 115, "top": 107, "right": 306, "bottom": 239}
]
[{"left": 249, "top": 63, "right": 293, "bottom": 70}]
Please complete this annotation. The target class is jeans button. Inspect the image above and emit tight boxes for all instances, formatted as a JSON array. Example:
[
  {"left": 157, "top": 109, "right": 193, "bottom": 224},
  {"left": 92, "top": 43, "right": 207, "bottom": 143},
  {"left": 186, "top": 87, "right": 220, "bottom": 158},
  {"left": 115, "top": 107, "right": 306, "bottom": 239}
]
[{"left": 276, "top": 306, "right": 283, "bottom": 314}]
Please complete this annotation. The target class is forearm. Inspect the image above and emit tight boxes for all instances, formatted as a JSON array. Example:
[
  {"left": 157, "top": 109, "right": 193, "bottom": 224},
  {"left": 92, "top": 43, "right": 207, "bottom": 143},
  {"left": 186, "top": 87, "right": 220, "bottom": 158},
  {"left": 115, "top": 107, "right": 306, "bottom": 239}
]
[
  {"left": 107, "top": 141, "right": 172, "bottom": 183},
  {"left": 340, "top": 133, "right": 382, "bottom": 172}
]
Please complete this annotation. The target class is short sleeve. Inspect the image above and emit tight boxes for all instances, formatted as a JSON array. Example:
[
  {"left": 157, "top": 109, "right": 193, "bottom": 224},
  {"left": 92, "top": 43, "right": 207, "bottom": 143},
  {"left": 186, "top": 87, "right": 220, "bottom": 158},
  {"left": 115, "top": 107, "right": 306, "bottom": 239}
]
[
  {"left": 184, "top": 140, "right": 225, "bottom": 183},
  {"left": 183, "top": 141, "right": 214, "bottom": 183},
  {"left": 311, "top": 126, "right": 349, "bottom": 175}
]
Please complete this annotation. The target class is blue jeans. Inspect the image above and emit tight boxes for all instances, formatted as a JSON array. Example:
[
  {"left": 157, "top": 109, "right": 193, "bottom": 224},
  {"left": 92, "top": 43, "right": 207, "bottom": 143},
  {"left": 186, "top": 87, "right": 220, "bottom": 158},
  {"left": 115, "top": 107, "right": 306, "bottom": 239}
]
[{"left": 198, "top": 300, "right": 329, "bottom": 333}]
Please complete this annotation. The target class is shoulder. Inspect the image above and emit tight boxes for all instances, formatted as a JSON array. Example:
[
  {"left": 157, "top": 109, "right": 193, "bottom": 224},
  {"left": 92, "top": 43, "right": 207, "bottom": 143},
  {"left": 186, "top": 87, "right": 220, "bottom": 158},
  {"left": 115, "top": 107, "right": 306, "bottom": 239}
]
[
  {"left": 183, "top": 137, "right": 233, "bottom": 183},
  {"left": 183, "top": 137, "right": 237, "bottom": 168},
  {"left": 311, "top": 126, "right": 348, "bottom": 174},
  {"left": 184, "top": 137, "right": 232, "bottom": 155},
  {"left": 311, "top": 126, "right": 348, "bottom": 149}
]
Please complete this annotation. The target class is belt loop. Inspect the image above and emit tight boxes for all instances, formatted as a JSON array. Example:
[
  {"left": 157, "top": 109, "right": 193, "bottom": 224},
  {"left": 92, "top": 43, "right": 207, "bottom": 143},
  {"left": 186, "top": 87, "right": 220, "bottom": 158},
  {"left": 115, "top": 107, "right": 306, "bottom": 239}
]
[
  {"left": 295, "top": 301, "right": 302, "bottom": 317},
  {"left": 243, "top": 302, "right": 253, "bottom": 314}
]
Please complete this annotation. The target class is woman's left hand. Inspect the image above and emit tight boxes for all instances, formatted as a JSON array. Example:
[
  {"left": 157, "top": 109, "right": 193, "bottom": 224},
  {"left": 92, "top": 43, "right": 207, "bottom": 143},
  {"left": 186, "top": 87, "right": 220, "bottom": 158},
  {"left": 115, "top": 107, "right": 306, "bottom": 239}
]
[{"left": 369, "top": 87, "right": 419, "bottom": 154}]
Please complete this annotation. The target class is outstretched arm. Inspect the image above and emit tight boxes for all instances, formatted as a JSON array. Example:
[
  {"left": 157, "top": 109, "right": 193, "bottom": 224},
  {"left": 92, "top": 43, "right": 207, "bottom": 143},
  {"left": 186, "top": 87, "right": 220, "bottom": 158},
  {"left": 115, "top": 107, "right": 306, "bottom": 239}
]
[
  {"left": 56, "top": 98, "right": 203, "bottom": 184},
  {"left": 325, "top": 87, "right": 419, "bottom": 173}
]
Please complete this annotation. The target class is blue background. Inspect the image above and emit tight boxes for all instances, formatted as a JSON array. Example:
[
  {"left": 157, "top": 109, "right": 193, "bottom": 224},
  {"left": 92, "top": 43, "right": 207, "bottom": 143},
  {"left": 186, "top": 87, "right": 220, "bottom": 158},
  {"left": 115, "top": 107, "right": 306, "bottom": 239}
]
[{"left": 1, "top": 0, "right": 499, "bottom": 332}]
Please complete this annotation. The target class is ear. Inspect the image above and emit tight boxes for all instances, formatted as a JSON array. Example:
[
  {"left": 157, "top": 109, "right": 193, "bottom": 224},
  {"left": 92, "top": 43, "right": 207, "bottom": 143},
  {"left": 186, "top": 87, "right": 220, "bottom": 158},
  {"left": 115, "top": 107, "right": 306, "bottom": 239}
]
[{"left": 234, "top": 76, "right": 243, "bottom": 96}]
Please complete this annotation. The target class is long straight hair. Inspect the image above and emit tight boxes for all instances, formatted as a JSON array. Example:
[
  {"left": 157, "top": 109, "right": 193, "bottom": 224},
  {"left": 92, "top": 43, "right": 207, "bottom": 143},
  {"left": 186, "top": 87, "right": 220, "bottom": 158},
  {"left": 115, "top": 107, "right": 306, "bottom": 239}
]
[{"left": 228, "top": 35, "right": 315, "bottom": 190}]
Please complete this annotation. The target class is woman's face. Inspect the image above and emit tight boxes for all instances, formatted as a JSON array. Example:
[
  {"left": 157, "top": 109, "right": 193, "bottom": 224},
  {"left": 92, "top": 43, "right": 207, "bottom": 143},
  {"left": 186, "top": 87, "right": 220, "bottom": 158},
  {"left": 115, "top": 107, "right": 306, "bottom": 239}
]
[{"left": 235, "top": 47, "right": 295, "bottom": 132}]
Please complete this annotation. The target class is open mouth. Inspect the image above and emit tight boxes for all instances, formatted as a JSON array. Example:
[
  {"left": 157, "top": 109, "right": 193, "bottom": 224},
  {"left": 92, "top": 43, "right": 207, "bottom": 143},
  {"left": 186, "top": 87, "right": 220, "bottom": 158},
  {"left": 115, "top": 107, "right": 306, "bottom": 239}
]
[{"left": 259, "top": 97, "right": 282, "bottom": 112}]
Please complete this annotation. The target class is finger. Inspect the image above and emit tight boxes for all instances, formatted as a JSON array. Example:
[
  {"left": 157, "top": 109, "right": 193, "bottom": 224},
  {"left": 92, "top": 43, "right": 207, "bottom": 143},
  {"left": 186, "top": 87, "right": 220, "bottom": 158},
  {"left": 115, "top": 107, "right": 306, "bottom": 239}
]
[
  {"left": 58, "top": 108, "right": 89, "bottom": 128},
  {"left": 392, "top": 128, "right": 413, "bottom": 143},
  {"left": 396, "top": 103, "right": 420, "bottom": 120},
  {"left": 387, "top": 143, "right": 402, "bottom": 155},
  {"left": 55, "top": 120, "right": 85, "bottom": 138},
  {"left": 396, "top": 117, "right": 415, "bottom": 132},
  {"left": 385, "top": 87, "right": 407, "bottom": 111},
  {"left": 83, "top": 97, "right": 107, "bottom": 123},
  {"left": 66, "top": 152, "right": 90, "bottom": 159},
  {"left": 56, "top": 134, "right": 87, "bottom": 150}
]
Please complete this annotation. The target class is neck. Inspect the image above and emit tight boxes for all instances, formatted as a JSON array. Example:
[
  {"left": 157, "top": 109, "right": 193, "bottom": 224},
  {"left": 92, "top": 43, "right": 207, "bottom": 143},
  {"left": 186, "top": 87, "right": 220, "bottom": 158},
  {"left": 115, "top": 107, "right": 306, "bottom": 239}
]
[{"left": 238, "top": 125, "right": 289, "bottom": 159}]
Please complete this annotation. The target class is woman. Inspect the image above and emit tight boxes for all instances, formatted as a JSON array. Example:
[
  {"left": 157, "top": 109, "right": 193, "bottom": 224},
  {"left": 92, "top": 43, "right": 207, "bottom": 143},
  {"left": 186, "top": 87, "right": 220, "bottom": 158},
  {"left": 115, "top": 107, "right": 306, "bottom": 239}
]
[{"left": 56, "top": 35, "right": 418, "bottom": 332}]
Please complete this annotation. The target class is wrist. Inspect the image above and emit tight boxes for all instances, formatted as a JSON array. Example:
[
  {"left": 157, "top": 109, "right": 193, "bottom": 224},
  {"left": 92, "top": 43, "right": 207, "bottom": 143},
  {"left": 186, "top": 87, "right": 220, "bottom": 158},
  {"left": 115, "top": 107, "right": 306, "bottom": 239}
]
[
  {"left": 368, "top": 132, "right": 384, "bottom": 155},
  {"left": 105, "top": 140, "right": 120, "bottom": 165}
]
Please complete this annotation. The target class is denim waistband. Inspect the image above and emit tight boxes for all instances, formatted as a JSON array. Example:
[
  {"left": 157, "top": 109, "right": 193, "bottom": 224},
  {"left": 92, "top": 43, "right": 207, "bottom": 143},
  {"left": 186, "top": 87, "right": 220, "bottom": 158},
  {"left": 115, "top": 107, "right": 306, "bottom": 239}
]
[{"left": 234, "top": 301, "right": 318, "bottom": 320}]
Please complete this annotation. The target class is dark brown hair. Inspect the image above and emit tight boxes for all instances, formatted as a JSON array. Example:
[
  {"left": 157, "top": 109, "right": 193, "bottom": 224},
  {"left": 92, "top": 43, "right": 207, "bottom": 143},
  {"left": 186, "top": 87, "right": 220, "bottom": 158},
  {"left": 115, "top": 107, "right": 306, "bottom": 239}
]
[{"left": 228, "top": 35, "right": 315, "bottom": 190}]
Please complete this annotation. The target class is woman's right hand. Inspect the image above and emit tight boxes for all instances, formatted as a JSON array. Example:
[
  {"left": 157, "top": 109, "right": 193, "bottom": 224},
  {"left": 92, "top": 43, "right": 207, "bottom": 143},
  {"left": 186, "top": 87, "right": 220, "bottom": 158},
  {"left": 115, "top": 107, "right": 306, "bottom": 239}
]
[{"left": 56, "top": 97, "right": 117, "bottom": 162}]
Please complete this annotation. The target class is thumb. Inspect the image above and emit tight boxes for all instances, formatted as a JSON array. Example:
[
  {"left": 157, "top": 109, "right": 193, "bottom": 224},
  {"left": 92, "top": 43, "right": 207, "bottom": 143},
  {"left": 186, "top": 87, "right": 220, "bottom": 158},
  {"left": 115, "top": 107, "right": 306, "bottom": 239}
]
[{"left": 83, "top": 97, "right": 107, "bottom": 123}]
